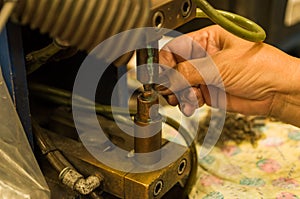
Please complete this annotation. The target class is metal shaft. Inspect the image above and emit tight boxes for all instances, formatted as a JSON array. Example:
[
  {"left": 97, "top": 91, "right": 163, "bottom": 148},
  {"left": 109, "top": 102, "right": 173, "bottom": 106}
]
[
  {"left": 134, "top": 91, "right": 162, "bottom": 164},
  {"left": 136, "top": 41, "right": 159, "bottom": 90},
  {"left": 135, "top": 41, "right": 162, "bottom": 164}
]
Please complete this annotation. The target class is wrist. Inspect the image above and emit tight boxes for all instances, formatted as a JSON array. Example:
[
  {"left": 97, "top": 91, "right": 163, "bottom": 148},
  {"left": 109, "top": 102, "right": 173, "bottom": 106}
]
[
  {"left": 269, "top": 56, "right": 300, "bottom": 127},
  {"left": 270, "top": 93, "right": 300, "bottom": 127}
]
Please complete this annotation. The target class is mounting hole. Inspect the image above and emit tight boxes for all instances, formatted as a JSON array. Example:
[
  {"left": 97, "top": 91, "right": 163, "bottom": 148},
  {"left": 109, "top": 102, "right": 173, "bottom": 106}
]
[
  {"left": 181, "top": 0, "right": 192, "bottom": 17},
  {"left": 152, "top": 11, "right": 164, "bottom": 28},
  {"left": 178, "top": 159, "right": 187, "bottom": 175},
  {"left": 153, "top": 180, "right": 163, "bottom": 196}
]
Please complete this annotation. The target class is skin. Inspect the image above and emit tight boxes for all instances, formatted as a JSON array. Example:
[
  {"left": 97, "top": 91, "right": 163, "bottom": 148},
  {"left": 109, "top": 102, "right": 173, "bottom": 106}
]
[{"left": 158, "top": 25, "right": 300, "bottom": 127}]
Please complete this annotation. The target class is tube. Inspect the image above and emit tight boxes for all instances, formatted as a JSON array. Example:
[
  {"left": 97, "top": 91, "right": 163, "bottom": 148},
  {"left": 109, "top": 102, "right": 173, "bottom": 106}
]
[
  {"left": 195, "top": 0, "right": 266, "bottom": 42},
  {"left": 32, "top": 119, "right": 103, "bottom": 197}
]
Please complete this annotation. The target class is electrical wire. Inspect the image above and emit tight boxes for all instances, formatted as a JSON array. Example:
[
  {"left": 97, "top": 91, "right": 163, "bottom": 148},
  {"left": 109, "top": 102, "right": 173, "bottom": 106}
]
[
  {"left": 195, "top": 0, "right": 266, "bottom": 42},
  {"left": 0, "top": 1, "right": 17, "bottom": 33},
  {"left": 29, "top": 83, "right": 131, "bottom": 115}
]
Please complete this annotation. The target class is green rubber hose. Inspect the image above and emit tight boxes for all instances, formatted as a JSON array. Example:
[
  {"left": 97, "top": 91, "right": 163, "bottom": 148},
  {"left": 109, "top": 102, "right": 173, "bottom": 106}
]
[{"left": 195, "top": 0, "right": 266, "bottom": 42}]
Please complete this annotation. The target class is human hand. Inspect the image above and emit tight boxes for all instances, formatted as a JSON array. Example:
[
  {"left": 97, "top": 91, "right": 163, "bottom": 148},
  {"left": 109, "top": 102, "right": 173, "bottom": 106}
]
[{"left": 158, "top": 25, "right": 300, "bottom": 125}]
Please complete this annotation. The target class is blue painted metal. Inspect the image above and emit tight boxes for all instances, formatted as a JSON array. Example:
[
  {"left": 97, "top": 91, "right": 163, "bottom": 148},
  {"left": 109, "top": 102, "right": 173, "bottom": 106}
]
[{"left": 0, "top": 22, "right": 33, "bottom": 148}]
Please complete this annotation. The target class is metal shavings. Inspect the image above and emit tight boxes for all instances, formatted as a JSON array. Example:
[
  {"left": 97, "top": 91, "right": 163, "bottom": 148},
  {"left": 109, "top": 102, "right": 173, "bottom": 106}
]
[{"left": 197, "top": 110, "right": 266, "bottom": 147}]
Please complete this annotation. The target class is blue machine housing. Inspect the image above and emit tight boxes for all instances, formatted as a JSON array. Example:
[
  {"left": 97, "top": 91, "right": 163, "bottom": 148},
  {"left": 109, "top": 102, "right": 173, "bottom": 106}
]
[{"left": 0, "top": 23, "right": 33, "bottom": 147}]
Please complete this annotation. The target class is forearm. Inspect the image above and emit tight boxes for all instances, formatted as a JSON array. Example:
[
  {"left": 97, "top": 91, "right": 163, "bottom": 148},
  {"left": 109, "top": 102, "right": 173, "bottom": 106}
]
[
  {"left": 270, "top": 93, "right": 300, "bottom": 127},
  {"left": 270, "top": 57, "right": 300, "bottom": 127}
]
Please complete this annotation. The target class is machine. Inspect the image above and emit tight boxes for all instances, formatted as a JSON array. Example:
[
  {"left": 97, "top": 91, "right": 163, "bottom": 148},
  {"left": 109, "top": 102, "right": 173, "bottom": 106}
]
[{"left": 0, "top": 0, "right": 266, "bottom": 198}]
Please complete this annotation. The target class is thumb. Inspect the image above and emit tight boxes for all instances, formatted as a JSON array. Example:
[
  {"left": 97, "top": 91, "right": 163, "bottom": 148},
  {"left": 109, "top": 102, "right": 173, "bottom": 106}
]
[{"left": 157, "top": 56, "right": 223, "bottom": 95}]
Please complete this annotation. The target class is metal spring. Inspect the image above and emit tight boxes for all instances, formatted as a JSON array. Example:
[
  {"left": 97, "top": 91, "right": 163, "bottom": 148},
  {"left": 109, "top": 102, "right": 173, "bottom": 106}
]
[{"left": 10, "top": 0, "right": 150, "bottom": 51}]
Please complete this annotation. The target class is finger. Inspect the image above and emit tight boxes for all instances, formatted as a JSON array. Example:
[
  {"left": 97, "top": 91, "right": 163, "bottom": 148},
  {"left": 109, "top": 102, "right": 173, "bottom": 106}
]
[
  {"left": 159, "top": 35, "right": 207, "bottom": 65},
  {"left": 166, "top": 94, "right": 179, "bottom": 106},
  {"left": 157, "top": 57, "right": 222, "bottom": 95},
  {"left": 201, "top": 85, "right": 271, "bottom": 115},
  {"left": 159, "top": 48, "right": 177, "bottom": 68},
  {"left": 226, "top": 94, "right": 272, "bottom": 115},
  {"left": 159, "top": 25, "right": 226, "bottom": 66},
  {"left": 200, "top": 85, "right": 227, "bottom": 108},
  {"left": 186, "top": 25, "right": 226, "bottom": 54},
  {"left": 179, "top": 87, "right": 204, "bottom": 106},
  {"left": 178, "top": 87, "right": 205, "bottom": 116},
  {"left": 159, "top": 25, "right": 235, "bottom": 71}
]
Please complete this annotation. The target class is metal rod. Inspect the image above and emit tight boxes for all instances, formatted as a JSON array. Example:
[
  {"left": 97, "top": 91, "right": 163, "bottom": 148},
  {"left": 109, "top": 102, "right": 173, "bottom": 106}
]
[{"left": 135, "top": 40, "right": 162, "bottom": 164}]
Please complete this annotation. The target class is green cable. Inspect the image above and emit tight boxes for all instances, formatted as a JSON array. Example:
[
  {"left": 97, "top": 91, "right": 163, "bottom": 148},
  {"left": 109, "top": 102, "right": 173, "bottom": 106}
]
[
  {"left": 195, "top": 0, "right": 266, "bottom": 42},
  {"left": 29, "top": 83, "right": 131, "bottom": 115}
]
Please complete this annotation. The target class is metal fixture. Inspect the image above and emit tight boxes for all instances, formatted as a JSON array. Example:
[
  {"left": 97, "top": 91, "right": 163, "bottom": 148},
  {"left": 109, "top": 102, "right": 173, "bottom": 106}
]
[
  {"left": 59, "top": 167, "right": 102, "bottom": 195},
  {"left": 181, "top": 0, "right": 192, "bottom": 17},
  {"left": 32, "top": 120, "right": 103, "bottom": 198},
  {"left": 29, "top": 83, "right": 199, "bottom": 198},
  {"left": 25, "top": 39, "right": 70, "bottom": 75},
  {"left": 153, "top": 180, "right": 163, "bottom": 196},
  {"left": 152, "top": 11, "right": 164, "bottom": 29},
  {"left": 39, "top": 109, "right": 194, "bottom": 199},
  {"left": 178, "top": 159, "right": 187, "bottom": 175},
  {"left": 135, "top": 39, "right": 162, "bottom": 165},
  {"left": 134, "top": 90, "right": 162, "bottom": 165},
  {"left": 147, "top": 0, "right": 196, "bottom": 30}
]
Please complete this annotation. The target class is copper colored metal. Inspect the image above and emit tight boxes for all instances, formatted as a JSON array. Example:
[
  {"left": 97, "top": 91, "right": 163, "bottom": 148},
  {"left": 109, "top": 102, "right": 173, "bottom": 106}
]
[
  {"left": 135, "top": 39, "right": 163, "bottom": 165},
  {"left": 134, "top": 90, "right": 162, "bottom": 164},
  {"left": 45, "top": 125, "right": 193, "bottom": 199},
  {"left": 43, "top": 107, "right": 196, "bottom": 199}
]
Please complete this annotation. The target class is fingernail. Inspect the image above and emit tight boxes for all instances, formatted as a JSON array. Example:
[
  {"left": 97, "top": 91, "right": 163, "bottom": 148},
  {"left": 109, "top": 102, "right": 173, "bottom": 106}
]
[
  {"left": 181, "top": 103, "right": 186, "bottom": 113},
  {"left": 187, "top": 88, "right": 198, "bottom": 101},
  {"left": 181, "top": 103, "right": 196, "bottom": 117}
]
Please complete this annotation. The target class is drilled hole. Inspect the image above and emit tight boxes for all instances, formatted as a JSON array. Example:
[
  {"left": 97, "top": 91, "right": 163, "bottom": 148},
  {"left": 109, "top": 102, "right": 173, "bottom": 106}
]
[
  {"left": 152, "top": 11, "right": 164, "bottom": 28},
  {"left": 155, "top": 16, "right": 162, "bottom": 27},
  {"left": 181, "top": 0, "right": 191, "bottom": 17},
  {"left": 153, "top": 180, "right": 163, "bottom": 196},
  {"left": 178, "top": 159, "right": 187, "bottom": 175}
]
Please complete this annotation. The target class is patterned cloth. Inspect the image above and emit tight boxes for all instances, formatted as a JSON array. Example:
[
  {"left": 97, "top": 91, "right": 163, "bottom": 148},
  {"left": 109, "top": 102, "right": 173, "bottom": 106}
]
[{"left": 190, "top": 122, "right": 300, "bottom": 199}]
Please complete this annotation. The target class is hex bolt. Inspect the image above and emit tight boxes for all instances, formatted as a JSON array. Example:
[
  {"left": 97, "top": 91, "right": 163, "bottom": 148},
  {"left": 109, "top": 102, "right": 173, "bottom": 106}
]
[
  {"left": 177, "top": 159, "right": 187, "bottom": 175},
  {"left": 153, "top": 180, "right": 163, "bottom": 196}
]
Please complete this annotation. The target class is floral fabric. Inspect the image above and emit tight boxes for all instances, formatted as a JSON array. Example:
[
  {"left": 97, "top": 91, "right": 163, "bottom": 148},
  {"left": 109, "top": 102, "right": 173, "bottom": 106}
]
[{"left": 190, "top": 122, "right": 300, "bottom": 199}]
